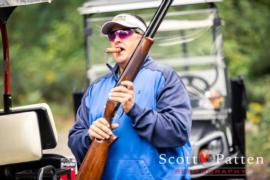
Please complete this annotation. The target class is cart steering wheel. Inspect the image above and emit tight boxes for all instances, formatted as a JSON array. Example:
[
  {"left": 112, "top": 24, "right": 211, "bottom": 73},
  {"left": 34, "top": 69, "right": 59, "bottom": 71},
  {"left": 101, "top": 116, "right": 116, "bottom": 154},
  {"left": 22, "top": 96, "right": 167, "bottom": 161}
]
[{"left": 181, "top": 75, "right": 210, "bottom": 94}]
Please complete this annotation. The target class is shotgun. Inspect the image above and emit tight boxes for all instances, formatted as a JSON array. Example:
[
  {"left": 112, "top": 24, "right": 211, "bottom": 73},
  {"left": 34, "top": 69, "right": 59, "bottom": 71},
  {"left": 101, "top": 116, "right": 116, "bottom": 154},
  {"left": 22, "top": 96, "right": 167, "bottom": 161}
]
[{"left": 77, "top": 0, "right": 174, "bottom": 179}]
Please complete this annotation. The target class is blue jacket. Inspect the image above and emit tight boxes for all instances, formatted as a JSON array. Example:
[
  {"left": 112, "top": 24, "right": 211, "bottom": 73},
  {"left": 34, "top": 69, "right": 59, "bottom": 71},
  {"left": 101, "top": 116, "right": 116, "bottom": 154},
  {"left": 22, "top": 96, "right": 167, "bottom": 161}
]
[{"left": 68, "top": 57, "right": 192, "bottom": 179}]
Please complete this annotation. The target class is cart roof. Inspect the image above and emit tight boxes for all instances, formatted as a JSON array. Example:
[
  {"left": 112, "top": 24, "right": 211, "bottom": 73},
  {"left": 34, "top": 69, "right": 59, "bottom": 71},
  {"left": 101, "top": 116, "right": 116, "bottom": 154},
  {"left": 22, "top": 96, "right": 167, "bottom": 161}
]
[
  {"left": 79, "top": 0, "right": 222, "bottom": 15},
  {"left": 0, "top": 0, "right": 52, "bottom": 7}
]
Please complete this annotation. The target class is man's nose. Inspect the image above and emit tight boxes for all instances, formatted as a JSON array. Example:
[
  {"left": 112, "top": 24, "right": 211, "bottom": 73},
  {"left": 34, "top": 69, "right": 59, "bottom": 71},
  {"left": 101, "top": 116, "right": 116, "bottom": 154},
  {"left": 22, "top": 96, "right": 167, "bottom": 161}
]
[{"left": 114, "top": 35, "right": 121, "bottom": 43}]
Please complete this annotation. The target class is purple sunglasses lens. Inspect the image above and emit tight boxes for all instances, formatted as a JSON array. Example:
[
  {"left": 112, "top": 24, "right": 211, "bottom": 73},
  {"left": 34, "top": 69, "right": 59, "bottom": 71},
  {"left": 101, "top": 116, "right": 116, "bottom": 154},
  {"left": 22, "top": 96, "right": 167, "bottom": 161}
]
[
  {"left": 108, "top": 33, "right": 116, "bottom": 41},
  {"left": 108, "top": 29, "right": 133, "bottom": 41}
]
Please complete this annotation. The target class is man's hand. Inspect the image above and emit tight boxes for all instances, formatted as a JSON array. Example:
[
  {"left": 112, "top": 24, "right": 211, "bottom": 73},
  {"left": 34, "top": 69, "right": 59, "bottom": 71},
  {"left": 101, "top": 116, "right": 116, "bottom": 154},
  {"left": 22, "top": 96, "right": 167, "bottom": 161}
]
[
  {"left": 88, "top": 118, "right": 119, "bottom": 140},
  {"left": 109, "top": 81, "right": 135, "bottom": 113}
]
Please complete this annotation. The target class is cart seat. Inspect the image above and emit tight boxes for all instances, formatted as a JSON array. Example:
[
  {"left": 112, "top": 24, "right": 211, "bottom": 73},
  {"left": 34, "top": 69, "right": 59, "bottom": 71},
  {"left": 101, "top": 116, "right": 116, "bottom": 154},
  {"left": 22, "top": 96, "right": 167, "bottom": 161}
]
[{"left": 0, "top": 103, "right": 58, "bottom": 166}]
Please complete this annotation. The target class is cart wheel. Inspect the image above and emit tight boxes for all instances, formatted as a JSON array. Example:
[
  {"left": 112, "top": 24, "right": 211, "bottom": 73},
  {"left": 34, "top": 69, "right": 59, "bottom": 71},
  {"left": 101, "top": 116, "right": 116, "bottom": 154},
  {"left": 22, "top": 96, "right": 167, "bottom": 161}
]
[{"left": 38, "top": 165, "right": 57, "bottom": 180}]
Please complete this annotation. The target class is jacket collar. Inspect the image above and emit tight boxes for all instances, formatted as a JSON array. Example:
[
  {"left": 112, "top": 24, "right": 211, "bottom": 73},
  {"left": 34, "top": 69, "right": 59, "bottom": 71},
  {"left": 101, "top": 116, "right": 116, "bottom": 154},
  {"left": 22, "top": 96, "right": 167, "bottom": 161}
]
[{"left": 106, "top": 55, "right": 152, "bottom": 81}]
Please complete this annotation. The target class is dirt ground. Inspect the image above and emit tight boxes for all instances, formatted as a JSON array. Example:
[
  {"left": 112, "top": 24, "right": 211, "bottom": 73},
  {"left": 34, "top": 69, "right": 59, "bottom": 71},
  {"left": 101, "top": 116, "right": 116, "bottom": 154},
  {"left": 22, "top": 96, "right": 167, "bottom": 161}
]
[
  {"left": 43, "top": 129, "right": 74, "bottom": 158},
  {"left": 247, "top": 163, "right": 270, "bottom": 180}
]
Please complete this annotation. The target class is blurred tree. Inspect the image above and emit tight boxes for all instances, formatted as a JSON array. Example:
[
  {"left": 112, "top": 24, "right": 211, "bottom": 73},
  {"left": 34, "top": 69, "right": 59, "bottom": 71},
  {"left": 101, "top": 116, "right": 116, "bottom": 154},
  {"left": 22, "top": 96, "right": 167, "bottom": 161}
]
[
  {"left": 219, "top": 0, "right": 270, "bottom": 169},
  {"left": 1, "top": 0, "right": 86, "bottom": 111}
]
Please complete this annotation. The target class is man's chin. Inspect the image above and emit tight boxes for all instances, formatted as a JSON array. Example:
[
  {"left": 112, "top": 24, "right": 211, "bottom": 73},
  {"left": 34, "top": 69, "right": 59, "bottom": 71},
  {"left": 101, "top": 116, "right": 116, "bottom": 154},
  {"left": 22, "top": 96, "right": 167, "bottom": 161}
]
[
  {"left": 115, "top": 60, "right": 129, "bottom": 70},
  {"left": 115, "top": 58, "right": 128, "bottom": 65}
]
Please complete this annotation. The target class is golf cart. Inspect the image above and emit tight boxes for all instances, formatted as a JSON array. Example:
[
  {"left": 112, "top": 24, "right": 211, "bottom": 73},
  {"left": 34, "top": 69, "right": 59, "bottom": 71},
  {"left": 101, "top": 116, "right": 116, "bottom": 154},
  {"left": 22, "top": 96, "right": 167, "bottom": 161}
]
[
  {"left": 77, "top": 0, "right": 247, "bottom": 179},
  {"left": 0, "top": 1, "right": 74, "bottom": 179}
]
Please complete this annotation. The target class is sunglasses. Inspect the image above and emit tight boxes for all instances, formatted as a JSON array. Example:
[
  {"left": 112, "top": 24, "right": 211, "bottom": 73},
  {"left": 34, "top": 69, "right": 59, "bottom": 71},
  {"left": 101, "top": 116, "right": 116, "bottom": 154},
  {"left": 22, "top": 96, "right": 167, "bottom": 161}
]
[{"left": 108, "top": 29, "right": 140, "bottom": 42}]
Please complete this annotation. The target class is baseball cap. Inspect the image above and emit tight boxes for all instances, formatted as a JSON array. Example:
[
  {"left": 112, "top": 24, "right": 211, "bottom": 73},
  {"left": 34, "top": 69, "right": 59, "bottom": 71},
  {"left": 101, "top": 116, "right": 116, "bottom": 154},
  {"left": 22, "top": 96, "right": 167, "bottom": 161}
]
[{"left": 101, "top": 14, "right": 147, "bottom": 35}]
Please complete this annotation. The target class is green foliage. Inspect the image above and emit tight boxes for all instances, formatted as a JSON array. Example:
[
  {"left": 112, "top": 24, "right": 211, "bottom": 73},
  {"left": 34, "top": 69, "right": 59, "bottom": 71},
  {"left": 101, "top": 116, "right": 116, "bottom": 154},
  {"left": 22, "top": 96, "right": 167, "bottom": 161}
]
[
  {"left": 247, "top": 101, "right": 270, "bottom": 163},
  {"left": 246, "top": 76, "right": 270, "bottom": 163},
  {"left": 218, "top": 0, "right": 270, "bottom": 77},
  {"left": 1, "top": 0, "right": 86, "bottom": 110},
  {"left": 218, "top": 0, "right": 270, "bottom": 170}
]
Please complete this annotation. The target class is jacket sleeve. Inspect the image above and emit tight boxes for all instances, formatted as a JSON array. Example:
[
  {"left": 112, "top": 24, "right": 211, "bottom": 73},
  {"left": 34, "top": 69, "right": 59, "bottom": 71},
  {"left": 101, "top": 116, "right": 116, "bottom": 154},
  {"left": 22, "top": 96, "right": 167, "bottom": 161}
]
[
  {"left": 127, "top": 69, "right": 192, "bottom": 148},
  {"left": 68, "top": 90, "right": 92, "bottom": 165}
]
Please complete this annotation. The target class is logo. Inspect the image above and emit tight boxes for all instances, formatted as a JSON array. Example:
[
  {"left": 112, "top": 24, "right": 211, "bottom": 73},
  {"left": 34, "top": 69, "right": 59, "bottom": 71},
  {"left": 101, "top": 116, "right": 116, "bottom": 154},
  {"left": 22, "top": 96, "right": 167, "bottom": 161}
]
[{"left": 114, "top": 16, "right": 127, "bottom": 22}]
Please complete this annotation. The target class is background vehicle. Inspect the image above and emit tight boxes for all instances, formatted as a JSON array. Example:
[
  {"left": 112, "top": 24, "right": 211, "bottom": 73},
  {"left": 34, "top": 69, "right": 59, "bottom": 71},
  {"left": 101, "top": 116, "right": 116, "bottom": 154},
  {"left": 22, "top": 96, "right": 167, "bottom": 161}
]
[
  {"left": 76, "top": 0, "right": 247, "bottom": 179},
  {"left": 0, "top": 1, "right": 75, "bottom": 179}
]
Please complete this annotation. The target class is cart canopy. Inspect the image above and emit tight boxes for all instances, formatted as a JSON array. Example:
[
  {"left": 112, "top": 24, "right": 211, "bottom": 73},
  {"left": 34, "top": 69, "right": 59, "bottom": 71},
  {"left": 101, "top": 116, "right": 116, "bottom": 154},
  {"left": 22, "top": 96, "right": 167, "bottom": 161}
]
[
  {"left": 0, "top": 0, "right": 52, "bottom": 7},
  {"left": 79, "top": 0, "right": 221, "bottom": 15}
]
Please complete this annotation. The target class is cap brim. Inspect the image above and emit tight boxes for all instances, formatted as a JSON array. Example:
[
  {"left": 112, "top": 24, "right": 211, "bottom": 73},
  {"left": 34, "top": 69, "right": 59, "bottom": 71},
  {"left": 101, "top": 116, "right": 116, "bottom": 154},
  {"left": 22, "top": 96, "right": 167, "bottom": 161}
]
[{"left": 101, "top": 21, "right": 138, "bottom": 35}]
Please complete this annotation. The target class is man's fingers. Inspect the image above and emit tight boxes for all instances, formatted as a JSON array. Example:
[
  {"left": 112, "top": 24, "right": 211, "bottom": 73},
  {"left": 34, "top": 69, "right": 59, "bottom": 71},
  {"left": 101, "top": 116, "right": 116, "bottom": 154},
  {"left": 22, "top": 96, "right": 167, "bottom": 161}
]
[
  {"left": 91, "top": 125, "right": 110, "bottom": 139},
  {"left": 89, "top": 129, "right": 105, "bottom": 140},
  {"left": 111, "top": 123, "right": 119, "bottom": 129},
  {"left": 109, "top": 96, "right": 130, "bottom": 104},
  {"left": 109, "top": 92, "right": 133, "bottom": 99},
  {"left": 98, "top": 118, "right": 110, "bottom": 127},
  {"left": 111, "top": 86, "right": 129, "bottom": 93},
  {"left": 120, "top": 81, "right": 134, "bottom": 90},
  {"left": 94, "top": 121, "right": 112, "bottom": 135}
]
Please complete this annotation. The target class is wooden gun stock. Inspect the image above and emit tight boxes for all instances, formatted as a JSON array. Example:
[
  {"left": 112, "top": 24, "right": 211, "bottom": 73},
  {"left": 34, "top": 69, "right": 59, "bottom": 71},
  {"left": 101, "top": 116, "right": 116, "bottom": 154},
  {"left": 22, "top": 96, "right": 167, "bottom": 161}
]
[{"left": 76, "top": 134, "right": 117, "bottom": 180}]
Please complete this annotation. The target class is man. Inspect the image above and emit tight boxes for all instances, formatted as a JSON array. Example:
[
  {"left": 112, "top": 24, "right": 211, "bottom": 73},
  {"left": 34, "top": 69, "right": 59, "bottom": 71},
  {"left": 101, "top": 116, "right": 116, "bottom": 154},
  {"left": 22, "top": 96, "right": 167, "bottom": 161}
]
[{"left": 68, "top": 14, "right": 192, "bottom": 179}]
